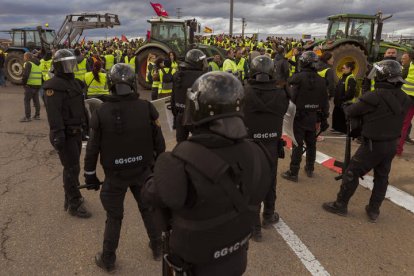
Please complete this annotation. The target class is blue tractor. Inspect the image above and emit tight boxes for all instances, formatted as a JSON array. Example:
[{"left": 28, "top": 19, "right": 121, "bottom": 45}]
[
  {"left": 2, "top": 13, "right": 120, "bottom": 84},
  {"left": 2, "top": 27, "right": 55, "bottom": 84}
]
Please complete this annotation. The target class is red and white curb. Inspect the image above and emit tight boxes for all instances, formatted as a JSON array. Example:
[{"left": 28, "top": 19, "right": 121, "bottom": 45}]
[{"left": 282, "top": 135, "right": 414, "bottom": 214}]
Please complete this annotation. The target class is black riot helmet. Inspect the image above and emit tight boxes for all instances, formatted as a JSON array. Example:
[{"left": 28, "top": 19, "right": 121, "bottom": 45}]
[
  {"left": 107, "top": 63, "right": 137, "bottom": 95},
  {"left": 187, "top": 71, "right": 244, "bottom": 125},
  {"left": 249, "top": 55, "right": 275, "bottom": 82},
  {"left": 184, "top": 49, "right": 207, "bottom": 69},
  {"left": 368, "top": 59, "right": 407, "bottom": 84},
  {"left": 299, "top": 51, "right": 319, "bottom": 69},
  {"left": 53, "top": 49, "right": 78, "bottom": 74}
]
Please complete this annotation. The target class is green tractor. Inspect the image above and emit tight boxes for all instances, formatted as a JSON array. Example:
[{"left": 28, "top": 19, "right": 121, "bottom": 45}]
[
  {"left": 313, "top": 12, "right": 412, "bottom": 81},
  {"left": 2, "top": 27, "right": 55, "bottom": 84},
  {"left": 136, "top": 17, "right": 225, "bottom": 89}
]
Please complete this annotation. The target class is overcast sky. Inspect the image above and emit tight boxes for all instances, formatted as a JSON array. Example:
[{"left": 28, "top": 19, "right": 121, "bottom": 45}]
[{"left": 1, "top": 0, "right": 413, "bottom": 40}]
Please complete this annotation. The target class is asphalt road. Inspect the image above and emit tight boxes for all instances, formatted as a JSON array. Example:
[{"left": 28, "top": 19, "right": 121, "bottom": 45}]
[{"left": 0, "top": 85, "right": 413, "bottom": 276}]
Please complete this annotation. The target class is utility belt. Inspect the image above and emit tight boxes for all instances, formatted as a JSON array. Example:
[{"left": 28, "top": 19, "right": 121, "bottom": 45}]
[
  {"left": 361, "top": 137, "right": 398, "bottom": 151},
  {"left": 162, "top": 233, "right": 250, "bottom": 276},
  {"left": 65, "top": 126, "right": 82, "bottom": 136}
]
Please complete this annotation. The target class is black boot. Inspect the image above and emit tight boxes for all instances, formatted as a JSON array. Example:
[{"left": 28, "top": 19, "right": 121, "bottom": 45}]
[
  {"left": 95, "top": 251, "right": 115, "bottom": 272},
  {"left": 322, "top": 201, "right": 348, "bottom": 216},
  {"left": 262, "top": 212, "right": 280, "bottom": 229},
  {"left": 365, "top": 204, "right": 380, "bottom": 223},
  {"left": 304, "top": 164, "right": 314, "bottom": 178},
  {"left": 281, "top": 170, "right": 298, "bottom": 182},
  {"left": 251, "top": 227, "right": 263, "bottom": 242},
  {"left": 68, "top": 202, "right": 91, "bottom": 218},
  {"left": 149, "top": 239, "right": 162, "bottom": 261}
]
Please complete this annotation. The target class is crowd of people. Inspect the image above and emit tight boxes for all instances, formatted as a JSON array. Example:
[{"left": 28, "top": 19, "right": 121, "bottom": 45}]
[{"left": 1, "top": 32, "right": 414, "bottom": 275}]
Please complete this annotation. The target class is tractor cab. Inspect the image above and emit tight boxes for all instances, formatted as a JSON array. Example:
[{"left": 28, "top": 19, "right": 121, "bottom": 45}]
[
  {"left": 148, "top": 18, "right": 188, "bottom": 57},
  {"left": 9, "top": 27, "right": 55, "bottom": 51},
  {"left": 148, "top": 17, "right": 200, "bottom": 58},
  {"left": 327, "top": 14, "right": 376, "bottom": 57}
]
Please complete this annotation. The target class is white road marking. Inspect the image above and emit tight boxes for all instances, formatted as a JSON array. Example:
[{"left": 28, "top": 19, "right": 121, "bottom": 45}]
[
  {"left": 359, "top": 176, "right": 414, "bottom": 214},
  {"left": 274, "top": 219, "right": 331, "bottom": 276}
]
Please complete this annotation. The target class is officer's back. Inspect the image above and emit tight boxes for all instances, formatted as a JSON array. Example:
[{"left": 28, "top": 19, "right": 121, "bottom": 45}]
[{"left": 144, "top": 72, "right": 273, "bottom": 275}]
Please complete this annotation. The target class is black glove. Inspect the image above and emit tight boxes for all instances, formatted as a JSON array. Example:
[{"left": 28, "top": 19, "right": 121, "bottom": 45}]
[
  {"left": 320, "top": 119, "right": 330, "bottom": 132},
  {"left": 84, "top": 173, "right": 101, "bottom": 191},
  {"left": 52, "top": 135, "right": 65, "bottom": 152}
]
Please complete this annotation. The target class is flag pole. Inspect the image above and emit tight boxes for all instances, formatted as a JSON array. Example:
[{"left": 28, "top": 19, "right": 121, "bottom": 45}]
[{"left": 229, "top": 0, "right": 234, "bottom": 36}]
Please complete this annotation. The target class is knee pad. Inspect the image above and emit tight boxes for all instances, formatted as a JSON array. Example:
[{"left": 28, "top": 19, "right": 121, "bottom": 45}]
[{"left": 345, "top": 170, "right": 356, "bottom": 182}]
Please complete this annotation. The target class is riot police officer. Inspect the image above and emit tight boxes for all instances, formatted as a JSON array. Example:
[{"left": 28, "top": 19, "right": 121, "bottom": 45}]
[
  {"left": 43, "top": 49, "right": 91, "bottom": 218},
  {"left": 322, "top": 60, "right": 410, "bottom": 222},
  {"left": 143, "top": 72, "right": 273, "bottom": 275},
  {"left": 243, "top": 55, "right": 289, "bottom": 241},
  {"left": 281, "top": 51, "right": 329, "bottom": 182},
  {"left": 171, "top": 49, "right": 207, "bottom": 142},
  {"left": 83, "top": 64, "right": 166, "bottom": 272}
]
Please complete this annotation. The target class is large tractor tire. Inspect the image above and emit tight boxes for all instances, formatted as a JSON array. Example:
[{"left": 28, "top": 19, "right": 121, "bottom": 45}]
[
  {"left": 329, "top": 44, "right": 368, "bottom": 82},
  {"left": 5, "top": 51, "right": 25, "bottom": 85},
  {"left": 137, "top": 48, "right": 167, "bottom": 90}
]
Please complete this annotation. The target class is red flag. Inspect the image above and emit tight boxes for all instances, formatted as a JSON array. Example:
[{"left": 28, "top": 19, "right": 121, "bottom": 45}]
[
  {"left": 121, "top": 35, "right": 128, "bottom": 42},
  {"left": 150, "top": 2, "right": 169, "bottom": 17}
]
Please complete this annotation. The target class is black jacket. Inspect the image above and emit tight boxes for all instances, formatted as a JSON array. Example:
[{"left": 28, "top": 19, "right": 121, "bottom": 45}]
[
  {"left": 43, "top": 73, "right": 86, "bottom": 139},
  {"left": 142, "top": 118, "right": 272, "bottom": 266},
  {"left": 273, "top": 54, "right": 290, "bottom": 84},
  {"left": 244, "top": 80, "right": 289, "bottom": 142},
  {"left": 84, "top": 93, "right": 165, "bottom": 172},
  {"left": 315, "top": 60, "right": 335, "bottom": 98},
  {"left": 345, "top": 82, "right": 410, "bottom": 140}
]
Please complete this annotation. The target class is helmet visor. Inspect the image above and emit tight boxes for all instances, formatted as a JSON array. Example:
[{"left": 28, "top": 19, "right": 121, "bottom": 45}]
[{"left": 54, "top": 56, "right": 78, "bottom": 73}]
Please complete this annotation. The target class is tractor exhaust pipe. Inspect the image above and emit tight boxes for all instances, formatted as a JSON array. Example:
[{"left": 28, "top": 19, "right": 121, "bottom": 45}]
[{"left": 373, "top": 11, "right": 392, "bottom": 61}]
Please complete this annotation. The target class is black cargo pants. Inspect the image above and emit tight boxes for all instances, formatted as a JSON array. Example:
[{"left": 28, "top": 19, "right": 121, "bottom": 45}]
[
  {"left": 336, "top": 139, "right": 397, "bottom": 209},
  {"left": 100, "top": 167, "right": 161, "bottom": 264},
  {"left": 57, "top": 133, "right": 83, "bottom": 208}
]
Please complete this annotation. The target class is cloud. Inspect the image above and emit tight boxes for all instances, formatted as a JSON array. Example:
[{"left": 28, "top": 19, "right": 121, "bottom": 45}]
[{"left": 0, "top": 0, "right": 413, "bottom": 40}]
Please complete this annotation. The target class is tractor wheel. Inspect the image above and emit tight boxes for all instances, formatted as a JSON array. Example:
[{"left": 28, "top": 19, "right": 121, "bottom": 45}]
[
  {"left": 5, "top": 51, "right": 24, "bottom": 84},
  {"left": 330, "top": 44, "right": 368, "bottom": 82},
  {"left": 137, "top": 48, "right": 167, "bottom": 90}
]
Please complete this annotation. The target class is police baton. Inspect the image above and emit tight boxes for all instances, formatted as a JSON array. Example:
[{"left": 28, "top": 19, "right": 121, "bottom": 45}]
[{"left": 78, "top": 182, "right": 103, "bottom": 189}]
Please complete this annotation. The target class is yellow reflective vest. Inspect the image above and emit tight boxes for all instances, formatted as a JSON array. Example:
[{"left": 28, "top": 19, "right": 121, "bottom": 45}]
[
  {"left": 84, "top": 72, "right": 109, "bottom": 97},
  {"left": 236, "top": 57, "right": 247, "bottom": 80},
  {"left": 171, "top": 61, "right": 178, "bottom": 71},
  {"left": 25, "top": 61, "right": 42, "bottom": 86},
  {"left": 147, "top": 62, "right": 154, "bottom": 83},
  {"left": 40, "top": 59, "right": 52, "bottom": 81},
  {"left": 158, "top": 67, "right": 176, "bottom": 94},
  {"left": 74, "top": 58, "right": 87, "bottom": 81},
  {"left": 289, "top": 56, "right": 296, "bottom": 77},
  {"left": 104, "top": 54, "right": 115, "bottom": 71},
  {"left": 209, "top": 61, "right": 220, "bottom": 71},
  {"left": 402, "top": 63, "right": 414, "bottom": 96},
  {"left": 125, "top": 56, "right": 136, "bottom": 72},
  {"left": 345, "top": 74, "right": 359, "bottom": 103},
  {"left": 317, "top": 68, "right": 329, "bottom": 78},
  {"left": 222, "top": 59, "right": 238, "bottom": 75}
]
